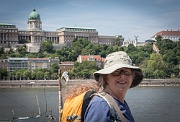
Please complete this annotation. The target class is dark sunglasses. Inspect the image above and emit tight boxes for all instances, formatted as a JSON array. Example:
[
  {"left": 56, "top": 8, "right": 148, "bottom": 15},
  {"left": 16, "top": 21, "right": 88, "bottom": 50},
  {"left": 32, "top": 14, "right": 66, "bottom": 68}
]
[{"left": 111, "top": 70, "right": 132, "bottom": 76}]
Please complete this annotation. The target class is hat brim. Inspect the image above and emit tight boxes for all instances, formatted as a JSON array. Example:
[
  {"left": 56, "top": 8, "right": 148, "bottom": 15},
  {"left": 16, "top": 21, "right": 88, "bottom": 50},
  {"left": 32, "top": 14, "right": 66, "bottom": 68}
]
[{"left": 94, "top": 63, "right": 143, "bottom": 88}]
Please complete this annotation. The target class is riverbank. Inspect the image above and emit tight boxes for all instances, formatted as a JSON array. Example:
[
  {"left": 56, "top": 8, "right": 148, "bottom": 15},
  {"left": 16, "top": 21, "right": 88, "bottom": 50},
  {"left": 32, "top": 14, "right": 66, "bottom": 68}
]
[
  {"left": 139, "top": 79, "right": 180, "bottom": 87},
  {"left": 0, "top": 79, "right": 179, "bottom": 88},
  {"left": 0, "top": 80, "right": 59, "bottom": 88}
]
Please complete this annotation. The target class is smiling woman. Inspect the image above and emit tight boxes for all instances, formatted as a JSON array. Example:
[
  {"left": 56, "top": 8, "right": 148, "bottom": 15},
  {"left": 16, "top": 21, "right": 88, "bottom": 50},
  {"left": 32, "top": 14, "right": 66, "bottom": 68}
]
[{"left": 84, "top": 51, "right": 143, "bottom": 122}]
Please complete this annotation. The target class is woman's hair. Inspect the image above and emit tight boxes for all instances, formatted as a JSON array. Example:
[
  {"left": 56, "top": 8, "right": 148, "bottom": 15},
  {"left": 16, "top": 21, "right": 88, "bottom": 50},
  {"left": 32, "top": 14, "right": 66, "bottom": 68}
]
[
  {"left": 98, "top": 74, "right": 108, "bottom": 91},
  {"left": 64, "top": 80, "right": 98, "bottom": 99},
  {"left": 130, "top": 69, "right": 142, "bottom": 88}
]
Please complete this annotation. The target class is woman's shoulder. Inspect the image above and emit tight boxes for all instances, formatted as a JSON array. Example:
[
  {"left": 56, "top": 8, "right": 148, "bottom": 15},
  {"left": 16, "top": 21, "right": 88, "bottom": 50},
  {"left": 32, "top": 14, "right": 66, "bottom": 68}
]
[{"left": 89, "top": 95, "right": 109, "bottom": 107}]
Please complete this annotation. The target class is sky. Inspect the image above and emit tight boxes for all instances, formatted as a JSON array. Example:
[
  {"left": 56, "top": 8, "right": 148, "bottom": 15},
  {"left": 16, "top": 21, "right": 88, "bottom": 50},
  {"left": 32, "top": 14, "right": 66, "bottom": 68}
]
[{"left": 0, "top": 0, "right": 180, "bottom": 42}]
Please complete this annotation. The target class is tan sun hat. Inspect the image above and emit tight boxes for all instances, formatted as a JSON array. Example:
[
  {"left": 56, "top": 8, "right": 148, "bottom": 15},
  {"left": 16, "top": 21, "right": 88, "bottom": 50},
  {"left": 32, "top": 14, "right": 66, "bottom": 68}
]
[{"left": 94, "top": 51, "right": 143, "bottom": 88}]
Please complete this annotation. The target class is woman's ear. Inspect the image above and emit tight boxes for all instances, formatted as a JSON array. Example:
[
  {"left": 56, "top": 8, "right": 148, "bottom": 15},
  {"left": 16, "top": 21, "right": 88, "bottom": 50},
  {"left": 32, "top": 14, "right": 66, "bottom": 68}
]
[{"left": 103, "top": 75, "right": 108, "bottom": 83}]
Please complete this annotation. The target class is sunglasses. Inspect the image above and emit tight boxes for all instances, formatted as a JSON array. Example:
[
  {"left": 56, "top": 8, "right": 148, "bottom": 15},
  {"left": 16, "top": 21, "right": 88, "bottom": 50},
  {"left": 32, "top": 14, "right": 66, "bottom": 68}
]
[{"left": 111, "top": 70, "right": 132, "bottom": 76}]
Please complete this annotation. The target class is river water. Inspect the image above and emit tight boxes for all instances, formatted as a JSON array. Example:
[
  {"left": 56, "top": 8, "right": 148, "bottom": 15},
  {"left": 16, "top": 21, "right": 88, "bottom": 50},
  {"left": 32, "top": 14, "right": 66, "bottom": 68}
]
[{"left": 0, "top": 86, "right": 180, "bottom": 122}]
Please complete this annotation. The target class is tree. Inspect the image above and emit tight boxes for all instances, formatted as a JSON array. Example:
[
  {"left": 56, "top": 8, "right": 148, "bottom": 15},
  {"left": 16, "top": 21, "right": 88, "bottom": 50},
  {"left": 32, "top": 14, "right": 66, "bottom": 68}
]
[
  {"left": 127, "top": 44, "right": 137, "bottom": 53},
  {"left": 71, "top": 61, "right": 99, "bottom": 79},
  {"left": 17, "top": 45, "right": 27, "bottom": 56},
  {"left": 146, "top": 53, "right": 167, "bottom": 78},
  {"left": 8, "top": 48, "right": 14, "bottom": 54},
  {"left": 106, "top": 46, "right": 113, "bottom": 54},
  {"left": 140, "top": 42, "right": 153, "bottom": 53},
  {"left": 31, "top": 72, "right": 36, "bottom": 80},
  {"left": 40, "top": 40, "right": 53, "bottom": 53},
  {"left": 11, "top": 71, "right": 16, "bottom": 80},
  {"left": 51, "top": 63, "right": 59, "bottom": 73},
  {"left": 0, "top": 47, "right": 4, "bottom": 54},
  {"left": 44, "top": 71, "right": 50, "bottom": 80},
  {"left": 36, "top": 70, "right": 44, "bottom": 80},
  {"left": 1, "top": 36, "right": 179, "bottom": 79},
  {"left": 15, "top": 70, "right": 20, "bottom": 80},
  {"left": 0, "top": 68, "right": 7, "bottom": 80},
  {"left": 163, "top": 50, "right": 177, "bottom": 65},
  {"left": 51, "top": 72, "right": 58, "bottom": 80},
  {"left": 155, "top": 35, "right": 163, "bottom": 42},
  {"left": 23, "top": 70, "right": 31, "bottom": 80},
  {"left": 114, "top": 37, "right": 120, "bottom": 46}
]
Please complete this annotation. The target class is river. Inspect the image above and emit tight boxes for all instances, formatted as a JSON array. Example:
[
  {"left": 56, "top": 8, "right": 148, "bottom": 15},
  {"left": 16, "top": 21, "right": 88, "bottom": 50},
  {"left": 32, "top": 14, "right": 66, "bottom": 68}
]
[{"left": 0, "top": 86, "right": 180, "bottom": 122}]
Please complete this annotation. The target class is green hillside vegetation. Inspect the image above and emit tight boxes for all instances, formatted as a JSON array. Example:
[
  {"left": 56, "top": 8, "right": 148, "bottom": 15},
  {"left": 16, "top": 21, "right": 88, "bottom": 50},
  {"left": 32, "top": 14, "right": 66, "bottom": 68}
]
[{"left": 0, "top": 35, "right": 179, "bottom": 80}]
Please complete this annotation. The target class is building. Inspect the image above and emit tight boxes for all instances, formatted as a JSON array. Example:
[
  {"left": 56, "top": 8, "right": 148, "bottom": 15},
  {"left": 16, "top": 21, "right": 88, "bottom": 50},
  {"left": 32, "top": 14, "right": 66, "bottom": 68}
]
[
  {"left": 123, "top": 39, "right": 137, "bottom": 47},
  {"left": 122, "top": 39, "right": 147, "bottom": 47},
  {"left": 57, "top": 27, "right": 99, "bottom": 46},
  {"left": 152, "top": 30, "right": 180, "bottom": 42},
  {"left": 58, "top": 55, "right": 104, "bottom": 74},
  {"left": 98, "top": 35, "right": 124, "bottom": 46},
  {"left": 0, "top": 23, "right": 18, "bottom": 47},
  {"left": 19, "top": 9, "right": 59, "bottom": 53},
  {"left": 77, "top": 55, "right": 104, "bottom": 68},
  {"left": 8, "top": 58, "right": 29, "bottom": 72},
  {"left": 28, "top": 58, "right": 51, "bottom": 71},
  {"left": 0, "top": 9, "right": 124, "bottom": 52},
  {"left": 7, "top": 57, "right": 59, "bottom": 72},
  {"left": 59, "top": 61, "right": 74, "bottom": 73}
]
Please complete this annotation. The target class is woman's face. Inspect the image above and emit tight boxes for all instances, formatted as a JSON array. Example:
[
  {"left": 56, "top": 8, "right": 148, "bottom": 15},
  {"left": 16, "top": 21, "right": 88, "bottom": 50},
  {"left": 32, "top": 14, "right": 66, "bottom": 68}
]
[{"left": 106, "top": 68, "right": 134, "bottom": 95}]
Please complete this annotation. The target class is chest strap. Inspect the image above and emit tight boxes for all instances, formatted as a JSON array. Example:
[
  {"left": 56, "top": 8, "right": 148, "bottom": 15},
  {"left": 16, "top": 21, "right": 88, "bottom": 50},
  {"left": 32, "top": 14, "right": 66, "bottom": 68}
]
[{"left": 96, "top": 92, "right": 126, "bottom": 122}]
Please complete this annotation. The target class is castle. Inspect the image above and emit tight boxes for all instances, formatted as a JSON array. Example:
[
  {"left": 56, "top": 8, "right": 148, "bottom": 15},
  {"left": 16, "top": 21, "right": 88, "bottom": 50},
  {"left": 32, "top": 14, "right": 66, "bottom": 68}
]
[{"left": 0, "top": 9, "right": 125, "bottom": 53}]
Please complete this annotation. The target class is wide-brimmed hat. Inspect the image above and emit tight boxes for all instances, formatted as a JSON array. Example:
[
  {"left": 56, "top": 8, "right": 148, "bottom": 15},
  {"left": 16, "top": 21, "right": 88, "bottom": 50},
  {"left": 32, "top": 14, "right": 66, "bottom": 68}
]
[{"left": 94, "top": 51, "right": 143, "bottom": 88}]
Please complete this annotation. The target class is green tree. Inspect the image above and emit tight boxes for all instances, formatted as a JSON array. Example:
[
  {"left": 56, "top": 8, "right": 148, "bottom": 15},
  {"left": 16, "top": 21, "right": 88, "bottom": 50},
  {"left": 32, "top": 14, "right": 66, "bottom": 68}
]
[
  {"left": 155, "top": 35, "right": 163, "bottom": 42},
  {"left": 44, "top": 71, "right": 50, "bottom": 80},
  {"left": 36, "top": 70, "right": 44, "bottom": 80},
  {"left": 17, "top": 45, "right": 27, "bottom": 56},
  {"left": 31, "top": 72, "right": 36, "bottom": 80},
  {"left": 127, "top": 44, "right": 137, "bottom": 53},
  {"left": 140, "top": 42, "right": 153, "bottom": 54},
  {"left": 15, "top": 70, "right": 20, "bottom": 80},
  {"left": 51, "top": 63, "right": 59, "bottom": 73},
  {"left": 11, "top": 71, "right": 16, "bottom": 80},
  {"left": 40, "top": 40, "right": 53, "bottom": 53},
  {"left": 0, "top": 68, "right": 7, "bottom": 80},
  {"left": 51, "top": 72, "right": 58, "bottom": 80},
  {"left": 71, "top": 61, "right": 99, "bottom": 79},
  {"left": 23, "top": 70, "right": 31, "bottom": 80},
  {"left": 56, "top": 46, "right": 72, "bottom": 61},
  {"left": 146, "top": 53, "right": 167, "bottom": 78},
  {"left": 114, "top": 37, "right": 120, "bottom": 46},
  {"left": 8, "top": 48, "right": 14, "bottom": 54},
  {"left": 0, "top": 47, "right": 4, "bottom": 54}
]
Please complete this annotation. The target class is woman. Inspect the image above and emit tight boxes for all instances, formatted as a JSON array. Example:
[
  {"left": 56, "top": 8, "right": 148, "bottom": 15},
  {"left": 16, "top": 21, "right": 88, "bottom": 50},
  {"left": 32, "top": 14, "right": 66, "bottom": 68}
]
[{"left": 84, "top": 51, "right": 143, "bottom": 122}]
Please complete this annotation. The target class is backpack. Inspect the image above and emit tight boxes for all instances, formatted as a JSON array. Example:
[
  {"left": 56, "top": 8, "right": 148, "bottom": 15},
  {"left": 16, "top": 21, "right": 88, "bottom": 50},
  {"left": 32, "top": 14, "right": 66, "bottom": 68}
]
[{"left": 60, "top": 89, "right": 126, "bottom": 122}]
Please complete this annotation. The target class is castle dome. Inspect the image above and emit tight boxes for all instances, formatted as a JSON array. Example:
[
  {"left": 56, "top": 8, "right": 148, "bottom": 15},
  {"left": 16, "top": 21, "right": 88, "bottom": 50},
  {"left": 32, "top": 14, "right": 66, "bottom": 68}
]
[{"left": 28, "top": 9, "right": 41, "bottom": 21}]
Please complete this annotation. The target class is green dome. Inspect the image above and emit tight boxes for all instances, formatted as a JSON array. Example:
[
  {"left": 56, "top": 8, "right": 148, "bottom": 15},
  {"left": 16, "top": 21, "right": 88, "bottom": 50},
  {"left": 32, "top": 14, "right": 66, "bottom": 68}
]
[{"left": 28, "top": 9, "right": 41, "bottom": 21}]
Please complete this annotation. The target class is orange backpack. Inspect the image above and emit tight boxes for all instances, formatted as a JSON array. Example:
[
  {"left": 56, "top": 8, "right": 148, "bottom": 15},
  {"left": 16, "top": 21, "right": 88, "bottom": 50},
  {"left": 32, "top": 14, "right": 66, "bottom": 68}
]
[{"left": 60, "top": 89, "right": 95, "bottom": 122}]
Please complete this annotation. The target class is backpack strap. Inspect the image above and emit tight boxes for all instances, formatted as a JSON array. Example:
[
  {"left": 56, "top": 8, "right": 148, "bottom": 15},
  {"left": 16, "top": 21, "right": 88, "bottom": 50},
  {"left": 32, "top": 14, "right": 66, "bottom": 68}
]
[
  {"left": 96, "top": 92, "right": 126, "bottom": 122},
  {"left": 81, "top": 89, "right": 96, "bottom": 122}
]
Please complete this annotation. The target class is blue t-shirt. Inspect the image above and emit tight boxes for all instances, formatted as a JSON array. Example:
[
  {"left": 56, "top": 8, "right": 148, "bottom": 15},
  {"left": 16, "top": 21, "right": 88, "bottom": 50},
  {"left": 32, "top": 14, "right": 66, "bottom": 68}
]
[{"left": 84, "top": 96, "right": 134, "bottom": 122}]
